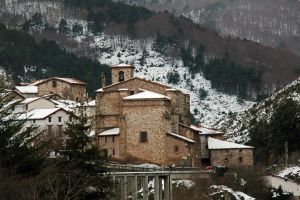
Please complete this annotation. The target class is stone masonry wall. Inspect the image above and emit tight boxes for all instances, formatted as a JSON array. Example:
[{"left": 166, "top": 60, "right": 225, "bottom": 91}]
[
  {"left": 97, "top": 135, "right": 120, "bottom": 159},
  {"left": 37, "top": 80, "right": 86, "bottom": 102},
  {"left": 166, "top": 135, "right": 191, "bottom": 167},
  {"left": 210, "top": 149, "right": 254, "bottom": 167},
  {"left": 122, "top": 99, "right": 172, "bottom": 165},
  {"left": 111, "top": 67, "right": 134, "bottom": 84}
]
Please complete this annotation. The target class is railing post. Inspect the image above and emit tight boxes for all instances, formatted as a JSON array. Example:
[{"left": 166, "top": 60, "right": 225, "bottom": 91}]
[
  {"left": 133, "top": 175, "right": 138, "bottom": 200},
  {"left": 154, "top": 176, "right": 159, "bottom": 200},
  {"left": 143, "top": 176, "right": 149, "bottom": 200}
]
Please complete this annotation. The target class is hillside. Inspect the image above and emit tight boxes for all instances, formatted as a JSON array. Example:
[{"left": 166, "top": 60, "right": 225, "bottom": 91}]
[
  {"left": 116, "top": 0, "right": 300, "bottom": 56},
  {"left": 1, "top": 0, "right": 300, "bottom": 100},
  {"left": 224, "top": 78, "right": 300, "bottom": 162},
  {"left": 0, "top": 24, "right": 110, "bottom": 95}
]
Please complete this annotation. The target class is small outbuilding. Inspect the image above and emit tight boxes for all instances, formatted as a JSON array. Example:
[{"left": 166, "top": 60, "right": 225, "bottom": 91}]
[{"left": 208, "top": 137, "right": 254, "bottom": 167}]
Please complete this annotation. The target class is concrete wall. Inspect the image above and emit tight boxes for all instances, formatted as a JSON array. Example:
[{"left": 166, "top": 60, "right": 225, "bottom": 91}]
[{"left": 210, "top": 149, "right": 254, "bottom": 167}]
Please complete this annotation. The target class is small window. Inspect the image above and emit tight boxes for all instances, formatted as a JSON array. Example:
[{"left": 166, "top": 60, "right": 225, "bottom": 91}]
[
  {"left": 130, "top": 91, "right": 134, "bottom": 95},
  {"left": 33, "top": 119, "right": 36, "bottom": 123},
  {"left": 25, "top": 105, "right": 28, "bottom": 110},
  {"left": 205, "top": 145, "right": 208, "bottom": 149},
  {"left": 52, "top": 80, "right": 57, "bottom": 88},
  {"left": 76, "top": 97, "right": 79, "bottom": 103},
  {"left": 239, "top": 157, "right": 243, "bottom": 163},
  {"left": 112, "top": 136, "right": 115, "bottom": 143},
  {"left": 57, "top": 125, "right": 63, "bottom": 136},
  {"left": 140, "top": 131, "right": 148, "bottom": 143},
  {"left": 47, "top": 125, "right": 53, "bottom": 134},
  {"left": 112, "top": 148, "right": 115, "bottom": 155},
  {"left": 119, "top": 71, "right": 125, "bottom": 82},
  {"left": 239, "top": 149, "right": 243, "bottom": 152},
  {"left": 58, "top": 116, "right": 62, "bottom": 122},
  {"left": 48, "top": 117, "right": 52, "bottom": 122},
  {"left": 174, "top": 145, "right": 179, "bottom": 153},
  {"left": 105, "top": 137, "right": 107, "bottom": 143},
  {"left": 224, "top": 158, "right": 228, "bottom": 163}
]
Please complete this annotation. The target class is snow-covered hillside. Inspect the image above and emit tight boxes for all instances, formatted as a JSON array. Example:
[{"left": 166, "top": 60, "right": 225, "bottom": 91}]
[
  {"left": 90, "top": 34, "right": 254, "bottom": 127},
  {"left": 224, "top": 78, "right": 300, "bottom": 143}
]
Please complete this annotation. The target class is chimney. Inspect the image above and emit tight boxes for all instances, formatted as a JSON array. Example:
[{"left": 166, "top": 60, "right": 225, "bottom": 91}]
[{"left": 101, "top": 72, "right": 106, "bottom": 88}]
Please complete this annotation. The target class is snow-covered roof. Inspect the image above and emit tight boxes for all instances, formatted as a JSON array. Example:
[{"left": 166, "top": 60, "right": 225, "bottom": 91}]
[
  {"left": 167, "top": 132, "right": 195, "bottom": 143},
  {"left": 17, "top": 108, "right": 66, "bottom": 120},
  {"left": 86, "top": 100, "right": 95, "bottom": 107},
  {"left": 99, "top": 128, "right": 120, "bottom": 136},
  {"left": 191, "top": 125, "right": 224, "bottom": 135},
  {"left": 19, "top": 97, "right": 41, "bottom": 104},
  {"left": 123, "top": 89, "right": 171, "bottom": 100},
  {"left": 15, "top": 86, "right": 38, "bottom": 94},
  {"left": 112, "top": 63, "right": 134, "bottom": 68},
  {"left": 31, "top": 77, "right": 86, "bottom": 85},
  {"left": 208, "top": 137, "right": 253, "bottom": 150},
  {"left": 96, "top": 88, "right": 104, "bottom": 92}
]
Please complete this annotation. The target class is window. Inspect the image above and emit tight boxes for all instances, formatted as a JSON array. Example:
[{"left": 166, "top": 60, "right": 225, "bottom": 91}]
[
  {"left": 119, "top": 71, "right": 125, "bottom": 82},
  {"left": 33, "top": 119, "right": 36, "bottom": 123},
  {"left": 239, "top": 157, "right": 243, "bottom": 163},
  {"left": 239, "top": 149, "right": 243, "bottom": 152},
  {"left": 112, "top": 148, "right": 115, "bottom": 155},
  {"left": 112, "top": 136, "right": 115, "bottom": 143},
  {"left": 58, "top": 116, "right": 62, "bottom": 122},
  {"left": 52, "top": 80, "right": 57, "bottom": 88},
  {"left": 174, "top": 145, "right": 179, "bottom": 153},
  {"left": 47, "top": 125, "right": 53, "bottom": 134},
  {"left": 105, "top": 137, "right": 107, "bottom": 143},
  {"left": 140, "top": 132, "right": 148, "bottom": 143},
  {"left": 130, "top": 91, "right": 134, "bottom": 95},
  {"left": 76, "top": 97, "right": 79, "bottom": 103},
  {"left": 48, "top": 117, "right": 52, "bottom": 122},
  {"left": 224, "top": 158, "right": 228, "bottom": 163},
  {"left": 57, "top": 125, "right": 63, "bottom": 136},
  {"left": 25, "top": 105, "right": 28, "bottom": 110}
]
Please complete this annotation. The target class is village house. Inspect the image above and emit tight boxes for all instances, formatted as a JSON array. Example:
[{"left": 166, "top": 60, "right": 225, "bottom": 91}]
[
  {"left": 95, "top": 64, "right": 200, "bottom": 167},
  {"left": 13, "top": 97, "right": 56, "bottom": 114},
  {"left": 208, "top": 137, "right": 254, "bottom": 167},
  {"left": 14, "top": 85, "right": 38, "bottom": 98},
  {"left": 17, "top": 107, "right": 72, "bottom": 137},
  {"left": 30, "top": 77, "right": 87, "bottom": 102}
]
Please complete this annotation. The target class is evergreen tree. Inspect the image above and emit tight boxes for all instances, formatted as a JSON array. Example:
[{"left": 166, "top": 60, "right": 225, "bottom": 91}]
[
  {"left": 0, "top": 92, "right": 45, "bottom": 175},
  {"left": 58, "top": 19, "right": 70, "bottom": 34},
  {"left": 44, "top": 109, "right": 113, "bottom": 199}
]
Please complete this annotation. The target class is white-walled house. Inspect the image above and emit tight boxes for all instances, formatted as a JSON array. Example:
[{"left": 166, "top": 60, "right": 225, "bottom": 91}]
[
  {"left": 17, "top": 108, "right": 71, "bottom": 136},
  {"left": 13, "top": 97, "right": 56, "bottom": 113},
  {"left": 14, "top": 86, "right": 38, "bottom": 98}
]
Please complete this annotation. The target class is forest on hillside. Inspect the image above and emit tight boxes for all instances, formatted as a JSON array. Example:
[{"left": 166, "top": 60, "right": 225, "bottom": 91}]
[{"left": 0, "top": 24, "right": 110, "bottom": 95}]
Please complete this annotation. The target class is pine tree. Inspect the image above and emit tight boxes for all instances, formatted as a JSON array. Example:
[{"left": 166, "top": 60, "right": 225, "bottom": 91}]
[
  {"left": 44, "top": 108, "right": 113, "bottom": 199},
  {"left": 0, "top": 92, "right": 45, "bottom": 175}
]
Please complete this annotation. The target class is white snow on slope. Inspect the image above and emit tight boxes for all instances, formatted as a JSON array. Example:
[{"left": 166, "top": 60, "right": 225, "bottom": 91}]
[
  {"left": 93, "top": 34, "right": 254, "bottom": 128},
  {"left": 277, "top": 165, "right": 300, "bottom": 180},
  {"left": 210, "top": 185, "right": 255, "bottom": 200}
]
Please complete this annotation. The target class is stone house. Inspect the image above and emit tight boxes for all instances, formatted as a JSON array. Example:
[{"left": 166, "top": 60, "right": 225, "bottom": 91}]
[
  {"left": 14, "top": 85, "right": 38, "bottom": 98},
  {"left": 208, "top": 137, "right": 254, "bottom": 167},
  {"left": 30, "top": 77, "right": 87, "bottom": 102},
  {"left": 95, "top": 64, "right": 199, "bottom": 167}
]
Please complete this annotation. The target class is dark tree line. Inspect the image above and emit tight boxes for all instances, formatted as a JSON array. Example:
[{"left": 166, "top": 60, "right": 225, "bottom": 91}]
[
  {"left": 0, "top": 24, "right": 111, "bottom": 96},
  {"left": 248, "top": 98, "right": 300, "bottom": 164}
]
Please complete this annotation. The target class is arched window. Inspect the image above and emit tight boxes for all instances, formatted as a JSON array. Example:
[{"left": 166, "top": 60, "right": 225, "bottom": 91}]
[{"left": 119, "top": 71, "right": 125, "bottom": 82}]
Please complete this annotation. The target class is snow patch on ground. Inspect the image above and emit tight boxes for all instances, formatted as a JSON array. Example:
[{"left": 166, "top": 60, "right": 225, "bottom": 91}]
[
  {"left": 210, "top": 185, "right": 255, "bottom": 200},
  {"left": 173, "top": 180, "right": 195, "bottom": 189},
  {"left": 277, "top": 165, "right": 300, "bottom": 180}
]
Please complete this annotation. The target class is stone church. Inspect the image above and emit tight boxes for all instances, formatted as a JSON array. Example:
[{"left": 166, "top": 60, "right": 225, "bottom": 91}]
[
  {"left": 95, "top": 64, "right": 201, "bottom": 167},
  {"left": 95, "top": 64, "right": 254, "bottom": 167}
]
